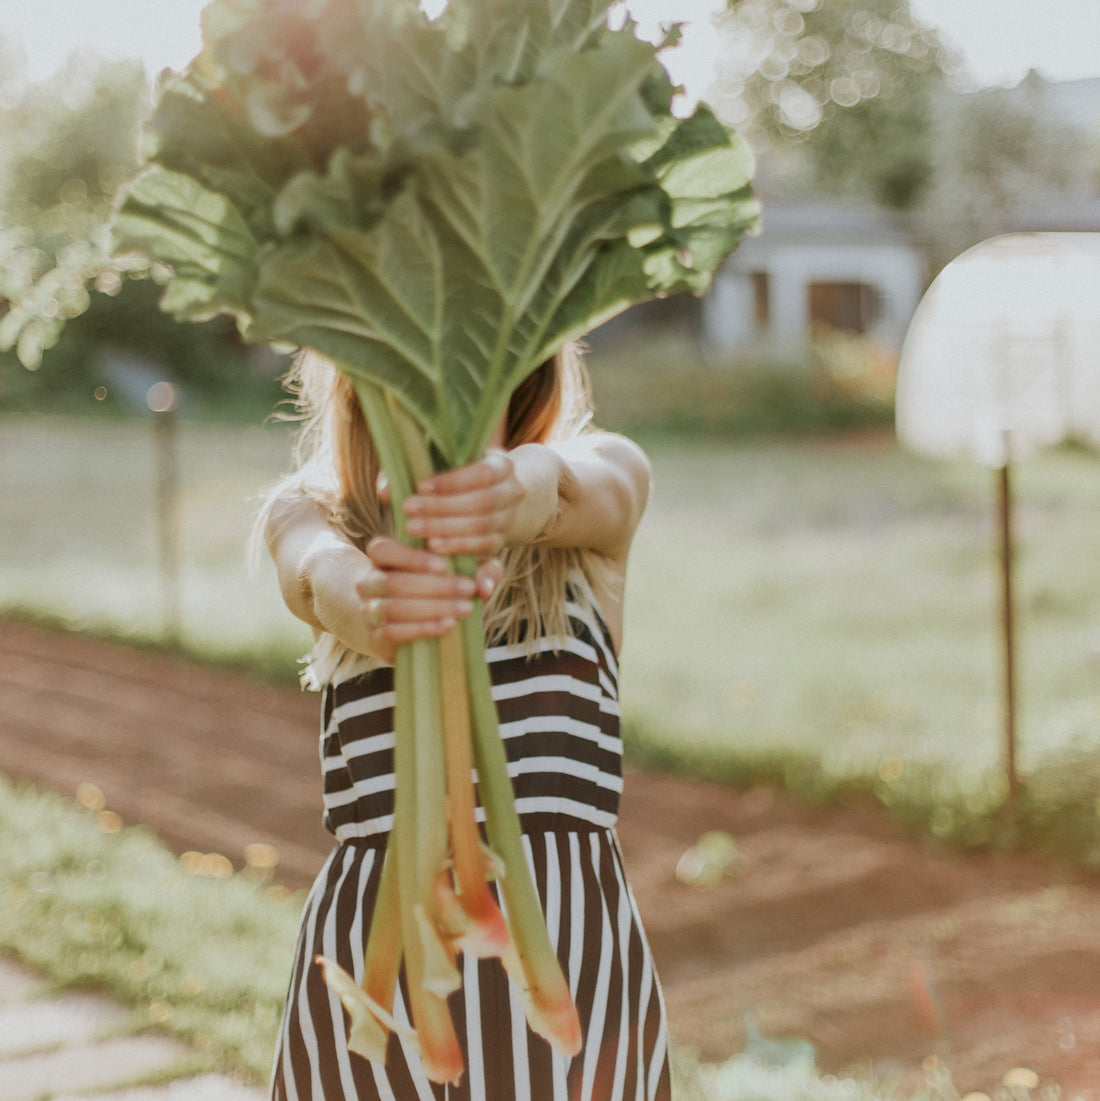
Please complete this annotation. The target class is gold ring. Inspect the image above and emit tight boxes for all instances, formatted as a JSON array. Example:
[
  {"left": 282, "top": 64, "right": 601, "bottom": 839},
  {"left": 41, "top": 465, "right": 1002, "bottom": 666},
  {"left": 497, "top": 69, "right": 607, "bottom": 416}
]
[{"left": 367, "top": 598, "right": 386, "bottom": 628}]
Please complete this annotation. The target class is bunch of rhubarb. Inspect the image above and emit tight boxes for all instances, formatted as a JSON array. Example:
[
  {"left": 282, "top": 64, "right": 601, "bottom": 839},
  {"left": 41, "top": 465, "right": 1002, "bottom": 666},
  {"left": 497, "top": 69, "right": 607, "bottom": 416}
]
[{"left": 112, "top": 0, "right": 757, "bottom": 1081}]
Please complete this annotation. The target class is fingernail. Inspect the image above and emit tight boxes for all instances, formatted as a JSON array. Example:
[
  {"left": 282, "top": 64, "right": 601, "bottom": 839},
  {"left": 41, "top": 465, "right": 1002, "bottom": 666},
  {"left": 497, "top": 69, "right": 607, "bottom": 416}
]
[
  {"left": 456, "top": 578, "right": 476, "bottom": 595},
  {"left": 455, "top": 600, "right": 473, "bottom": 616},
  {"left": 481, "top": 576, "right": 496, "bottom": 598}
]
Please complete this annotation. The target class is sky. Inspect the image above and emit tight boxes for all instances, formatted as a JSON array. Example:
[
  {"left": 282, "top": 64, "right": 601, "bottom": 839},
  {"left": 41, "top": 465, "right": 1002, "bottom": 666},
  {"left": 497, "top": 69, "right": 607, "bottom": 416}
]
[{"left": 3, "top": 0, "right": 1100, "bottom": 97}]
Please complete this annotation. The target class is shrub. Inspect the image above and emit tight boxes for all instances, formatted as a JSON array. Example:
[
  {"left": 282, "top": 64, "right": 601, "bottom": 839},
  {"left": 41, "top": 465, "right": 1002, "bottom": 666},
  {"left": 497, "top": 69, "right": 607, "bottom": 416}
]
[{"left": 587, "top": 330, "right": 896, "bottom": 439}]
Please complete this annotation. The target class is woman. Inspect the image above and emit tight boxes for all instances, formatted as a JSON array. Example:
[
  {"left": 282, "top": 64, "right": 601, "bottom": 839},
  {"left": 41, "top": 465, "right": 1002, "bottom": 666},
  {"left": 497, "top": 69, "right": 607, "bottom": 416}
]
[{"left": 261, "top": 344, "right": 671, "bottom": 1100}]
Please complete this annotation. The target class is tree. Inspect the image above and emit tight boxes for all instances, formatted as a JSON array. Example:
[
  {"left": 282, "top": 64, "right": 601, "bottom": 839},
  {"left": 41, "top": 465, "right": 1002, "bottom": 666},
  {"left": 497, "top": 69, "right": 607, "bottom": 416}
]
[
  {"left": 913, "top": 76, "right": 1098, "bottom": 270},
  {"left": 711, "top": 0, "right": 960, "bottom": 209},
  {"left": 0, "top": 48, "right": 280, "bottom": 415},
  {"left": 0, "top": 50, "right": 151, "bottom": 371}
]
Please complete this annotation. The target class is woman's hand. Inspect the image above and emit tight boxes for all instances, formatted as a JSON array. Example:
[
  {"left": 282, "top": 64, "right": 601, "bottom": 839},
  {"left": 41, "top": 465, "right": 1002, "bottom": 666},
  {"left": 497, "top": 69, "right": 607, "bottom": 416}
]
[
  {"left": 401, "top": 450, "right": 526, "bottom": 557},
  {"left": 351, "top": 538, "right": 501, "bottom": 664},
  {"left": 298, "top": 452, "right": 519, "bottom": 664}
]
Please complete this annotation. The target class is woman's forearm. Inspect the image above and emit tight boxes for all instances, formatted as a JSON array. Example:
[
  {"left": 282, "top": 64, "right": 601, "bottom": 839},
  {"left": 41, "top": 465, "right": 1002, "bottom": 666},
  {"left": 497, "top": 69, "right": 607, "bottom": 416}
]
[
  {"left": 265, "top": 495, "right": 355, "bottom": 634},
  {"left": 506, "top": 444, "right": 568, "bottom": 546},
  {"left": 508, "top": 435, "right": 651, "bottom": 558}
]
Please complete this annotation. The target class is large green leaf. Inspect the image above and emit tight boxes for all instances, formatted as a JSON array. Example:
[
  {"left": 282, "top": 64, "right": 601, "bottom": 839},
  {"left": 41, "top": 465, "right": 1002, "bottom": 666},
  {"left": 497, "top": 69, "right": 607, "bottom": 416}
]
[
  {"left": 112, "top": 168, "right": 259, "bottom": 323},
  {"left": 249, "top": 31, "right": 671, "bottom": 463},
  {"left": 111, "top": 0, "right": 760, "bottom": 464}
]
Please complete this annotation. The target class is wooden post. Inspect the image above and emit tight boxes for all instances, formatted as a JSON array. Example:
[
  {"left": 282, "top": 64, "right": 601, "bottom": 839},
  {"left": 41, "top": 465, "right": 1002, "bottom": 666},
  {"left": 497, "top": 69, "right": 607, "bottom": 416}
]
[
  {"left": 148, "top": 382, "right": 181, "bottom": 643},
  {"left": 997, "top": 462, "right": 1020, "bottom": 801}
]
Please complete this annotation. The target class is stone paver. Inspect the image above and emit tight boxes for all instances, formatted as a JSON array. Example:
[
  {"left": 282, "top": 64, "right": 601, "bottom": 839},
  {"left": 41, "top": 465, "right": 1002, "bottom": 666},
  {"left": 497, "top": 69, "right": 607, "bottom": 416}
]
[
  {"left": 0, "top": 990, "right": 128, "bottom": 1057},
  {"left": 0, "top": 957, "right": 265, "bottom": 1101},
  {"left": 50, "top": 1074, "right": 267, "bottom": 1100},
  {"left": 4, "top": 1034, "right": 195, "bottom": 1101}
]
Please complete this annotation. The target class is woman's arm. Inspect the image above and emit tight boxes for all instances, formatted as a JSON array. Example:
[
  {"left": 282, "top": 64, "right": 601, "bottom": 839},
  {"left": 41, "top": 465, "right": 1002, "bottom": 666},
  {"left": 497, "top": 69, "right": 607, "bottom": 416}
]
[
  {"left": 264, "top": 493, "right": 503, "bottom": 665},
  {"left": 515, "top": 433, "right": 651, "bottom": 560},
  {"left": 405, "top": 432, "right": 651, "bottom": 565},
  {"left": 265, "top": 431, "right": 650, "bottom": 663}
]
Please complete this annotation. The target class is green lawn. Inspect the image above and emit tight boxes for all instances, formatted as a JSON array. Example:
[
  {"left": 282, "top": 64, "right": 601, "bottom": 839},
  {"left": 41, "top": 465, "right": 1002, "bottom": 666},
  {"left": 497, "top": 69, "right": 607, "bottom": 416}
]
[
  {"left": 624, "top": 436, "right": 1100, "bottom": 799},
  {"left": 3, "top": 413, "right": 1099, "bottom": 835},
  {"left": 0, "top": 775, "right": 302, "bottom": 1080}
]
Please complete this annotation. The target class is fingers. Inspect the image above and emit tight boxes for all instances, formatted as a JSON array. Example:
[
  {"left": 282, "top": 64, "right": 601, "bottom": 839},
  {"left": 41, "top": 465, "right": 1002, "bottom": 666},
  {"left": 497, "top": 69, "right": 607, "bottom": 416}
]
[
  {"left": 475, "top": 557, "right": 503, "bottom": 602},
  {"left": 413, "top": 449, "right": 508, "bottom": 491},
  {"left": 403, "top": 452, "right": 524, "bottom": 556},
  {"left": 361, "top": 536, "right": 484, "bottom": 653},
  {"left": 349, "top": 452, "right": 519, "bottom": 658},
  {"left": 366, "top": 535, "right": 451, "bottom": 578}
]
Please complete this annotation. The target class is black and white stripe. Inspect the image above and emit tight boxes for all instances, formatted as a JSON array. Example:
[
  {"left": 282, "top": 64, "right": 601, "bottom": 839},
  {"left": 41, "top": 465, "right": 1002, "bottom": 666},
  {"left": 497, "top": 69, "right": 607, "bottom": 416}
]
[{"left": 272, "top": 590, "right": 671, "bottom": 1100}]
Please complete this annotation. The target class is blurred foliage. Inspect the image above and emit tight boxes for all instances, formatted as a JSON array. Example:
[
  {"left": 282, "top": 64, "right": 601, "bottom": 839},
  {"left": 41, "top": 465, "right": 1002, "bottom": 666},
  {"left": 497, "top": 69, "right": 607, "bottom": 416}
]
[
  {"left": 0, "top": 48, "right": 284, "bottom": 416},
  {"left": 0, "top": 52, "right": 152, "bottom": 369},
  {"left": 0, "top": 774, "right": 302, "bottom": 1080},
  {"left": 0, "top": 278, "right": 286, "bottom": 419},
  {"left": 913, "top": 77, "right": 1099, "bottom": 271},
  {"left": 711, "top": 0, "right": 1100, "bottom": 274},
  {"left": 588, "top": 329, "right": 896, "bottom": 438},
  {"left": 0, "top": 55, "right": 146, "bottom": 242},
  {"left": 711, "top": 0, "right": 960, "bottom": 210}
]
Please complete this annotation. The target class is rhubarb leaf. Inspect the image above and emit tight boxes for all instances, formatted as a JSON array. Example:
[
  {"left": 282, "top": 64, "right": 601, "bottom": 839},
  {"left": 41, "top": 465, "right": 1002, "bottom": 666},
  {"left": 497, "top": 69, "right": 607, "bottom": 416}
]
[{"left": 112, "top": 0, "right": 758, "bottom": 466}]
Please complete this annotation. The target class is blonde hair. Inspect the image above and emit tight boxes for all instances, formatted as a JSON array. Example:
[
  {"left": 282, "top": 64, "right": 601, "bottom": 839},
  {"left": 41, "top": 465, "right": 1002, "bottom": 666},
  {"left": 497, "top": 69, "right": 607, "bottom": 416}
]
[{"left": 259, "top": 344, "right": 605, "bottom": 684}]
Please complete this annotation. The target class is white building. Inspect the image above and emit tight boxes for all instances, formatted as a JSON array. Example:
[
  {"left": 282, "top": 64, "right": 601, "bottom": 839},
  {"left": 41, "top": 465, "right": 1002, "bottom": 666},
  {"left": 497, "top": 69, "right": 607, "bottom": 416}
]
[{"left": 703, "top": 200, "right": 926, "bottom": 357}]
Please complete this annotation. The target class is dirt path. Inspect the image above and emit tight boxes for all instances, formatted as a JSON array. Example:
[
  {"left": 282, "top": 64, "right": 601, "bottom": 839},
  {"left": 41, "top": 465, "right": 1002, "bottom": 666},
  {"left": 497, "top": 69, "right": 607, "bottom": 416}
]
[{"left": 2, "top": 618, "right": 1098, "bottom": 1097}]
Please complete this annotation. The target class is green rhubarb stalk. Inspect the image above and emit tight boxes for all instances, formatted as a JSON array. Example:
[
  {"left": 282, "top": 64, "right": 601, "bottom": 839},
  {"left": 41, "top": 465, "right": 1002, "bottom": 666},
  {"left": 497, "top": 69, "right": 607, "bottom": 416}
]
[
  {"left": 398, "top": 637, "right": 463, "bottom": 1083},
  {"left": 407, "top": 635, "right": 457, "bottom": 992},
  {"left": 460, "top": 605, "right": 582, "bottom": 1055},
  {"left": 386, "top": 387, "right": 576, "bottom": 1048},
  {"left": 361, "top": 833, "right": 402, "bottom": 1023},
  {"left": 354, "top": 378, "right": 465, "bottom": 1080},
  {"left": 345, "top": 378, "right": 417, "bottom": 1049},
  {"left": 382, "top": 396, "right": 465, "bottom": 1080}
]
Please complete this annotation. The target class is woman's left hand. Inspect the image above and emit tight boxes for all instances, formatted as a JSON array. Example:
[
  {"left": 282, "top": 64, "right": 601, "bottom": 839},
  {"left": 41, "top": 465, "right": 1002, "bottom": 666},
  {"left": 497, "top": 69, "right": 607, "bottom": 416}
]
[{"left": 401, "top": 450, "right": 525, "bottom": 558}]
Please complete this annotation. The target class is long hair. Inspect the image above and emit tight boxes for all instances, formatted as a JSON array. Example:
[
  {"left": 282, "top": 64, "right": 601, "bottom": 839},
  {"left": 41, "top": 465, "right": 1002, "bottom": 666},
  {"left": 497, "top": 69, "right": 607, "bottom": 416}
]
[{"left": 257, "top": 344, "right": 602, "bottom": 685}]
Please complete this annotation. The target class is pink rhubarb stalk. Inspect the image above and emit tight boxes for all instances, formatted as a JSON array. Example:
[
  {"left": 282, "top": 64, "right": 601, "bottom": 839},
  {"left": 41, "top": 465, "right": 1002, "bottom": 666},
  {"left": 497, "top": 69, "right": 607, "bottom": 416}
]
[{"left": 438, "top": 626, "right": 511, "bottom": 958}]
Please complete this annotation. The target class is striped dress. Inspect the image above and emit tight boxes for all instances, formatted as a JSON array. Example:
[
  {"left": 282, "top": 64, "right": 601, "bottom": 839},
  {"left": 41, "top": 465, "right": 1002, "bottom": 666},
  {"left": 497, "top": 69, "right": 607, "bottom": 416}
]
[{"left": 271, "top": 589, "right": 672, "bottom": 1101}]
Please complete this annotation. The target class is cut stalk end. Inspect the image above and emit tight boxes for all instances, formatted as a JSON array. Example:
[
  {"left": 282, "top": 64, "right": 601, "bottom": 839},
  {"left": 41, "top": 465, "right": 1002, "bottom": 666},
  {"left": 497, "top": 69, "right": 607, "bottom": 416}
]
[
  {"left": 415, "top": 903, "right": 462, "bottom": 997},
  {"left": 501, "top": 946, "right": 583, "bottom": 1055},
  {"left": 416, "top": 992, "right": 465, "bottom": 1086},
  {"left": 315, "top": 955, "right": 393, "bottom": 1064}
]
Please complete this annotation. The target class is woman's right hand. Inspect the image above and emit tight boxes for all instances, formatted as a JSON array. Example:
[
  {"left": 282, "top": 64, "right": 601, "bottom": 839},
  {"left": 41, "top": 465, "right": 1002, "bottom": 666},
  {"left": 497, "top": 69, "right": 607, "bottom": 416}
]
[
  {"left": 305, "top": 536, "right": 500, "bottom": 666},
  {"left": 362, "top": 538, "right": 501, "bottom": 662},
  {"left": 267, "top": 455, "right": 514, "bottom": 666}
]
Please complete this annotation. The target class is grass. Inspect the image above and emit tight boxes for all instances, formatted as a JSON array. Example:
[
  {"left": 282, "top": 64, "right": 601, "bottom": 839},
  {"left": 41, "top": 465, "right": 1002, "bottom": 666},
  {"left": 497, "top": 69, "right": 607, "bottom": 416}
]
[
  {"left": 0, "top": 411, "right": 313, "bottom": 673},
  {"left": 0, "top": 775, "right": 303, "bottom": 1082},
  {"left": 2, "top": 412, "right": 1100, "bottom": 857},
  {"left": 0, "top": 776, "right": 999, "bottom": 1100},
  {"left": 620, "top": 434, "right": 1100, "bottom": 855}
]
